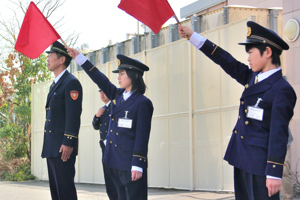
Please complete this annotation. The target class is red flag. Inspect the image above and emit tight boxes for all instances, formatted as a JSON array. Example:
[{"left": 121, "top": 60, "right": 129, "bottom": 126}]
[
  {"left": 15, "top": 2, "right": 60, "bottom": 59},
  {"left": 118, "top": 0, "right": 175, "bottom": 34}
]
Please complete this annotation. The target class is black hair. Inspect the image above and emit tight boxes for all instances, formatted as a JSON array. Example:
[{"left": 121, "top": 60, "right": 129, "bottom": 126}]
[
  {"left": 56, "top": 52, "right": 72, "bottom": 67},
  {"left": 245, "top": 44, "right": 281, "bottom": 66},
  {"left": 125, "top": 70, "right": 146, "bottom": 94}
]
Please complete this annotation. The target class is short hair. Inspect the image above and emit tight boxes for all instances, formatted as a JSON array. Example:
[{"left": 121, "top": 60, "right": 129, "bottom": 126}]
[
  {"left": 245, "top": 44, "right": 281, "bottom": 67},
  {"left": 56, "top": 52, "right": 71, "bottom": 67},
  {"left": 126, "top": 70, "right": 146, "bottom": 94}
]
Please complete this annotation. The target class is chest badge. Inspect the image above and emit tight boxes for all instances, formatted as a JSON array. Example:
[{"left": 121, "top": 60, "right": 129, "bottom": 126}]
[{"left": 70, "top": 90, "right": 79, "bottom": 100}]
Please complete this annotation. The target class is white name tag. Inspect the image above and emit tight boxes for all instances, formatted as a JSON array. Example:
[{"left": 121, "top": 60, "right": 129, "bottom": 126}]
[
  {"left": 118, "top": 118, "right": 132, "bottom": 129},
  {"left": 247, "top": 106, "right": 264, "bottom": 121}
]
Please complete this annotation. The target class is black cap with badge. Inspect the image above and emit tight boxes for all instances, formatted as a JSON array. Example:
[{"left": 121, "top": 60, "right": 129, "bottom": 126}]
[
  {"left": 238, "top": 21, "right": 289, "bottom": 55},
  {"left": 46, "top": 41, "right": 72, "bottom": 60},
  {"left": 112, "top": 54, "right": 149, "bottom": 76}
]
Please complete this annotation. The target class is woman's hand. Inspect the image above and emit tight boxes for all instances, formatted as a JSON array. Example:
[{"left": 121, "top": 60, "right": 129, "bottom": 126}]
[{"left": 67, "top": 48, "right": 80, "bottom": 59}]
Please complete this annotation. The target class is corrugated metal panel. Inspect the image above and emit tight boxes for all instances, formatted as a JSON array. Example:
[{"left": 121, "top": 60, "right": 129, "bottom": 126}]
[{"left": 180, "top": 0, "right": 226, "bottom": 18}]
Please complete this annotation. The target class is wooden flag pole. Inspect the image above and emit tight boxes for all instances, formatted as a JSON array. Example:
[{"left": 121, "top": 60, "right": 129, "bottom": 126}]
[{"left": 60, "top": 38, "right": 68, "bottom": 48}]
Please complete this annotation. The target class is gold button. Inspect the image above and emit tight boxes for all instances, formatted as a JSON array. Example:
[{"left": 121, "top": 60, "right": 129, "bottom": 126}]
[
  {"left": 67, "top": 137, "right": 70, "bottom": 139},
  {"left": 110, "top": 130, "right": 113, "bottom": 132},
  {"left": 44, "top": 130, "right": 46, "bottom": 132},
  {"left": 245, "top": 84, "right": 249, "bottom": 88},
  {"left": 105, "top": 123, "right": 107, "bottom": 125},
  {"left": 49, "top": 107, "right": 51, "bottom": 110},
  {"left": 241, "top": 136, "right": 244, "bottom": 139},
  {"left": 115, "top": 144, "right": 117, "bottom": 147},
  {"left": 106, "top": 131, "right": 107, "bottom": 133},
  {"left": 234, "top": 130, "right": 237, "bottom": 134},
  {"left": 49, "top": 130, "right": 51, "bottom": 133},
  {"left": 140, "top": 158, "right": 142, "bottom": 161},
  {"left": 116, "top": 133, "right": 119, "bottom": 135},
  {"left": 48, "top": 119, "right": 51, "bottom": 121},
  {"left": 112, "top": 118, "right": 114, "bottom": 121},
  {"left": 144, "top": 160, "right": 146, "bottom": 162},
  {"left": 273, "top": 165, "right": 276, "bottom": 168},
  {"left": 100, "top": 124, "right": 102, "bottom": 126},
  {"left": 245, "top": 121, "right": 249, "bottom": 125},
  {"left": 110, "top": 141, "right": 112, "bottom": 144},
  {"left": 245, "top": 109, "right": 248, "bottom": 113},
  {"left": 241, "top": 101, "right": 244, "bottom": 105}
]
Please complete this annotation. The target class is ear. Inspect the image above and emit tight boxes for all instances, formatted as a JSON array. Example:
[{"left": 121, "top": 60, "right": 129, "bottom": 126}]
[
  {"left": 264, "top": 46, "right": 273, "bottom": 58},
  {"left": 59, "top": 56, "right": 66, "bottom": 65}
]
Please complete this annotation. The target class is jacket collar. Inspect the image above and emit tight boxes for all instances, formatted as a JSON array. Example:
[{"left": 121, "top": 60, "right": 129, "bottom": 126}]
[{"left": 241, "top": 70, "right": 282, "bottom": 99}]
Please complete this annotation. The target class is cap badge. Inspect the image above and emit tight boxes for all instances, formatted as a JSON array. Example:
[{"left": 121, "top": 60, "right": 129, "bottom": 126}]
[
  {"left": 118, "top": 59, "right": 121, "bottom": 66},
  {"left": 70, "top": 90, "right": 79, "bottom": 100},
  {"left": 247, "top": 27, "right": 252, "bottom": 37}
]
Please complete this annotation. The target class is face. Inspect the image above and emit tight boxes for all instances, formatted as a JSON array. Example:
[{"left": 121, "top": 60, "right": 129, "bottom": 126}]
[
  {"left": 100, "top": 91, "right": 109, "bottom": 103},
  {"left": 47, "top": 52, "right": 64, "bottom": 72},
  {"left": 247, "top": 47, "right": 268, "bottom": 72},
  {"left": 118, "top": 70, "right": 132, "bottom": 91}
]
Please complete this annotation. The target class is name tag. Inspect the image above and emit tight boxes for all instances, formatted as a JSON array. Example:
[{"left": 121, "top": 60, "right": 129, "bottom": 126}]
[
  {"left": 118, "top": 118, "right": 132, "bottom": 129},
  {"left": 247, "top": 106, "right": 264, "bottom": 121}
]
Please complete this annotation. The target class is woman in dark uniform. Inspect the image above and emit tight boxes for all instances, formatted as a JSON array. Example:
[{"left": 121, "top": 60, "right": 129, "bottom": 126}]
[{"left": 68, "top": 48, "right": 153, "bottom": 200}]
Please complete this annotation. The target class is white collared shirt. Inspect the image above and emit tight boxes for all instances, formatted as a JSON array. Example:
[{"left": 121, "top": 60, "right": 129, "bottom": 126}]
[
  {"left": 123, "top": 90, "right": 132, "bottom": 101},
  {"left": 54, "top": 69, "right": 67, "bottom": 83},
  {"left": 256, "top": 68, "right": 281, "bottom": 83}
]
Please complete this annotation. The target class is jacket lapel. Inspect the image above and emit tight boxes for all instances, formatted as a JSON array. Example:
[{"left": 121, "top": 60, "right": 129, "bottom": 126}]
[
  {"left": 46, "top": 71, "right": 69, "bottom": 106},
  {"left": 241, "top": 70, "right": 282, "bottom": 99},
  {"left": 112, "top": 92, "right": 141, "bottom": 115}
]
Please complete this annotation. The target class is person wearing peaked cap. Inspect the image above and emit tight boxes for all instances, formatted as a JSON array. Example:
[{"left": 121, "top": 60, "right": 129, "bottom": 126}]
[
  {"left": 92, "top": 90, "right": 119, "bottom": 200},
  {"left": 42, "top": 40, "right": 83, "bottom": 200},
  {"left": 178, "top": 21, "right": 296, "bottom": 200},
  {"left": 67, "top": 49, "right": 153, "bottom": 200}
]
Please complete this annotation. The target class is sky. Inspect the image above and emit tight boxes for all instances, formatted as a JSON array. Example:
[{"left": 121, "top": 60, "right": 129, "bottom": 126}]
[{"left": 0, "top": 0, "right": 197, "bottom": 51}]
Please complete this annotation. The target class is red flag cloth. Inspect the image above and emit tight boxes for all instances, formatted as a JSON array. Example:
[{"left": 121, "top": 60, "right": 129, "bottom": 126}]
[
  {"left": 15, "top": 2, "right": 60, "bottom": 59},
  {"left": 118, "top": 0, "right": 175, "bottom": 34}
]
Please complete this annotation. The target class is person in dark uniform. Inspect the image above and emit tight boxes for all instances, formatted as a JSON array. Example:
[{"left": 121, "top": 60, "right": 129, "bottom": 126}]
[
  {"left": 92, "top": 89, "right": 118, "bottom": 200},
  {"left": 67, "top": 48, "right": 153, "bottom": 200},
  {"left": 42, "top": 41, "right": 83, "bottom": 200},
  {"left": 178, "top": 21, "right": 296, "bottom": 200}
]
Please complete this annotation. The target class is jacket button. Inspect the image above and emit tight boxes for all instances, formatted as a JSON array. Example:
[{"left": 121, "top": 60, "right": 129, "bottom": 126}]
[
  {"left": 241, "top": 101, "right": 244, "bottom": 105},
  {"left": 110, "top": 130, "right": 113, "bottom": 132},
  {"left": 100, "top": 124, "right": 102, "bottom": 126},
  {"left": 140, "top": 158, "right": 142, "bottom": 161},
  {"left": 110, "top": 141, "right": 112, "bottom": 144},
  {"left": 234, "top": 130, "right": 237, "bottom": 134},
  {"left": 44, "top": 130, "right": 46, "bottom": 133},
  {"left": 116, "top": 133, "right": 119, "bottom": 135},
  {"left": 273, "top": 165, "right": 276, "bottom": 168},
  {"left": 245, "top": 84, "right": 249, "bottom": 88},
  {"left": 241, "top": 136, "right": 244, "bottom": 139},
  {"left": 115, "top": 144, "right": 117, "bottom": 147},
  {"left": 49, "top": 130, "right": 51, "bottom": 133},
  {"left": 245, "top": 109, "right": 248, "bottom": 113},
  {"left": 112, "top": 118, "right": 114, "bottom": 121},
  {"left": 238, "top": 116, "right": 241, "bottom": 120},
  {"left": 105, "top": 123, "right": 107, "bottom": 125},
  {"left": 245, "top": 121, "right": 249, "bottom": 125},
  {"left": 48, "top": 119, "right": 51, "bottom": 121}
]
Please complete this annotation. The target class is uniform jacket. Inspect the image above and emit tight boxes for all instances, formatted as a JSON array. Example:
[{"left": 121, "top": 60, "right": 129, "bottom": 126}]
[
  {"left": 92, "top": 103, "right": 111, "bottom": 152},
  {"left": 81, "top": 60, "right": 154, "bottom": 172},
  {"left": 200, "top": 40, "right": 296, "bottom": 178},
  {"left": 42, "top": 70, "right": 83, "bottom": 158}
]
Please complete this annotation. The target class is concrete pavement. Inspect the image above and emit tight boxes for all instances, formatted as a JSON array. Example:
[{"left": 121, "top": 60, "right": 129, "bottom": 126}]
[
  {"left": 0, "top": 180, "right": 235, "bottom": 200},
  {"left": 1, "top": 180, "right": 300, "bottom": 200}
]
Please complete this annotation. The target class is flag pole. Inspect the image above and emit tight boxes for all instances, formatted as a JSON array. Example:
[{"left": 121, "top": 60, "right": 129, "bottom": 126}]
[{"left": 60, "top": 38, "right": 68, "bottom": 48}]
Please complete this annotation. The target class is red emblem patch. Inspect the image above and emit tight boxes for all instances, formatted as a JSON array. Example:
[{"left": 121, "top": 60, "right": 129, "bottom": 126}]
[{"left": 70, "top": 90, "right": 79, "bottom": 100}]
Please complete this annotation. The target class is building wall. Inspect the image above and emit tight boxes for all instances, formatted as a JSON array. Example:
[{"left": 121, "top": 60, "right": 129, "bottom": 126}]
[
  {"left": 229, "top": 0, "right": 282, "bottom": 8},
  {"left": 282, "top": 0, "right": 300, "bottom": 180}
]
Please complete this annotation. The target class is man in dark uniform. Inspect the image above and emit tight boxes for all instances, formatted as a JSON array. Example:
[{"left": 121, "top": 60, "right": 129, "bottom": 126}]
[
  {"left": 179, "top": 21, "right": 296, "bottom": 200},
  {"left": 42, "top": 41, "right": 82, "bottom": 200},
  {"left": 92, "top": 89, "right": 118, "bottom": 199}
]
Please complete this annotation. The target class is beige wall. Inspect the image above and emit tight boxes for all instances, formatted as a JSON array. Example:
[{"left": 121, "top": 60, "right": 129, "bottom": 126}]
[
  {"left": 282, "top": 0, "right": 300, "bottom": 180},
  {"left": 229, "top": 0, "right": 282, "bottom": 8},
  {"left": 32, "top": 19, "right": 250, "bottom": 191}
]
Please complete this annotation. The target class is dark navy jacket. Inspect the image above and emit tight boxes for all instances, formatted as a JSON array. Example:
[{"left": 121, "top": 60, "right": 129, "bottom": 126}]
[
  {"left": 200, "top": 39, "right": 296, "bottom": 178},
  {"left": 81, "top": 60, "right": 153, "bottom": 172},
  {"left": 42, "top": 71, "right": 83, "bottom": 158},
  {"left": 92, "top": 103, "right": 111, "bottom": 152}
]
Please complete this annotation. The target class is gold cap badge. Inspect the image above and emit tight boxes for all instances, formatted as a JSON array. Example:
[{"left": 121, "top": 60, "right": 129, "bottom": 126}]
[{"left": 247, "top": 27, "right": 252, "bottom": 37}]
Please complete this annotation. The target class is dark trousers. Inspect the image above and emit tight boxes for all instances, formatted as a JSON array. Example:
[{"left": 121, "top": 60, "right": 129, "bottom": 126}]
[
  {"left": 109, "top": 167, "right": 148, "bottom": 200},
  {"left": 101, "top": 142, "right": 118, "bottom": 200},
  {"left": 46, "top": 156, "right": 77, "bottom": 200},
  {"left": 234, "top": 167, "right": 279, "bottom": 200}
]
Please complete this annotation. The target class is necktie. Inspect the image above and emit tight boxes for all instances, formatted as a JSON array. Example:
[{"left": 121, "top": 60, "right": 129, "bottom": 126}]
[
  {"left": 254, "top": 76, "right": 258, "bottom": 84},
  {"left": 49, "top": 81, "right": 55, "bottom": 91}
]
